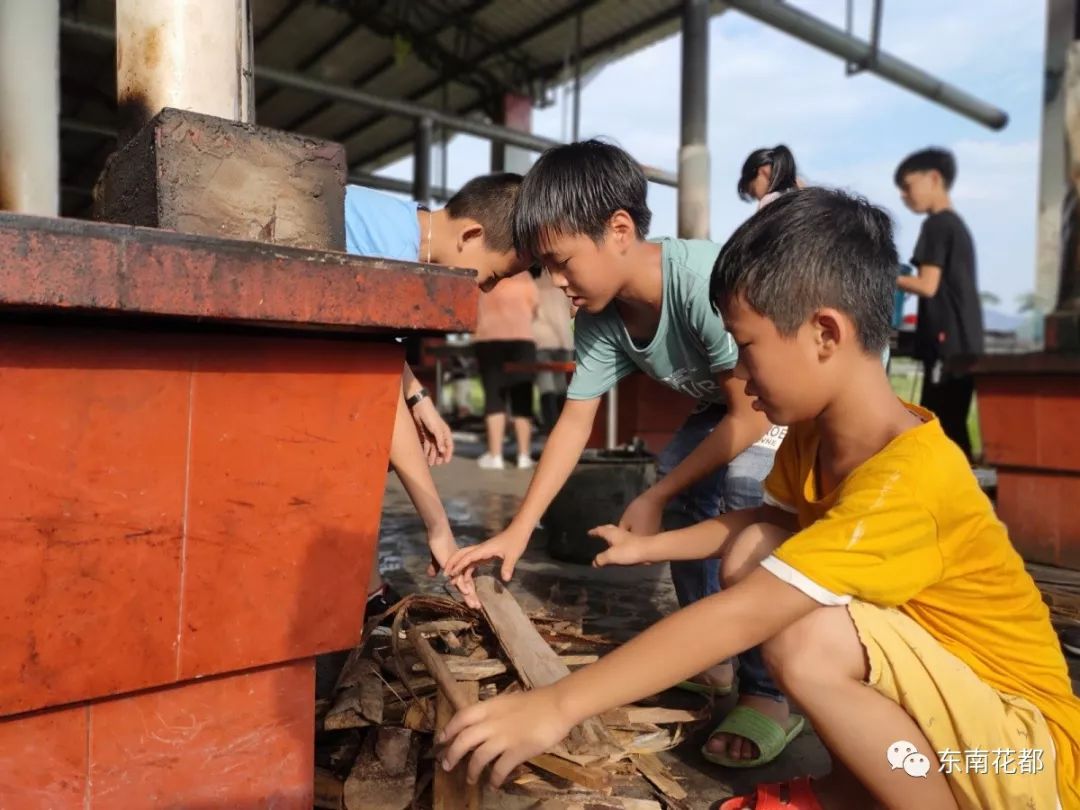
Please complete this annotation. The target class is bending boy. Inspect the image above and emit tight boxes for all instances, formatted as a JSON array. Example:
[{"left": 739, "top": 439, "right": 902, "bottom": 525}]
[
  {"left": 344, "top": 174, "right": 528, "bottom": 610},
  {"left": 446, "top": 140, "right": 794, "bottom": 766}
]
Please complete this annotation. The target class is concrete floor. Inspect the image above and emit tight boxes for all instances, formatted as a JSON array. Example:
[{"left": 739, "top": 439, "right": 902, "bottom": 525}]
[{"left": 377, "top": 451, "right": 1079, "bottom": 807}]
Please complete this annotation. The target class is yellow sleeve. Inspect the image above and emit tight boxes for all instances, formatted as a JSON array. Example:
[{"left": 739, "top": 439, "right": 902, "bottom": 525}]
[
  {"left": 762, "top": 424, "right": 801, "bottom": 514},
  {"left": 764, "top": 470, "right": 944, "bottom": 607}
]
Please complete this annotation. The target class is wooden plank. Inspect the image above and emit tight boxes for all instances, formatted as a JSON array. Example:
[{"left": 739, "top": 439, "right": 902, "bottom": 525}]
[
  {"left": 631, "top": 753, "right": 687, "bottom": 802},
  {"left": 411, "top": 657, "right": 508, "bottom": 681},
  {"left": 474, "top": 577, "right": 573, "bottom": 689},
  {"left": 410, "top": 627, "right": 611, "bottom": 794},
  {"left": 600, "top": 707, "right": 699, "bottom": 727},
  {"left": 407, "top": 627, "right": 475, "bottom": 709},
  {"left": 474, "top": 576, "right": 614, "bottom": 754},
  {"left": 528, "top": 753, "right": 612, "bottom": 792},
  {"left": 435, "top": 682, "right": 481, "bottom": 810},
  {"left": 358, "top": 659, "right": 385, "bottom": 724},
  {"left": 560, "top": 654, "right": 600, "bottom": 667}
]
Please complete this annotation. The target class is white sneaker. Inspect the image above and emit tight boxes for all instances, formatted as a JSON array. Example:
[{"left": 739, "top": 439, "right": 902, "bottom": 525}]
[
  {"left": 478, "top": 452, "right": 505, "bottom": 470},
  {"left": 516, "top": 454, "right": 535, "bottom": 470}
]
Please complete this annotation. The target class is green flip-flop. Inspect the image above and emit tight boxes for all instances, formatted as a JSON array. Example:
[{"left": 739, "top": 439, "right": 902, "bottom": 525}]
[
  {"left": 700, "top": 704, "right": 805, "bottom": 769},
  {"left": 675, "top": 677, "right": 735, "bottom": 697}
]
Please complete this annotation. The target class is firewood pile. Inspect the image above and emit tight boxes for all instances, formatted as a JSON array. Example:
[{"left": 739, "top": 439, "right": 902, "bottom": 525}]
[{"left": 314, "top": 576, "right": 706, "bottom": 810}]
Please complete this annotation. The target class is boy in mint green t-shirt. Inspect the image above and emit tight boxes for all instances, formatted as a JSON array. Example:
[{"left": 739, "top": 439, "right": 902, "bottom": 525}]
[{"left": 446, "top": 140, "right": 798, "bottom": 767}]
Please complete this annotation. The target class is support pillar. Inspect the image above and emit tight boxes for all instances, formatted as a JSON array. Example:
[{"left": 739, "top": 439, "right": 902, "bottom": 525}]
[
  {"left": 678, "top": 0, "right": 710, "bottom": 240},
  {"left": 414, "top": 116, "right": 433, "bottom": 208},
  {"left": 490, "top": 93, "right": 533, "bottom": 175},
  {"left": 0, "top": 0, "right": 59, "bottom": 215},
  {"left": 1034, "top": 0, "right": 1074, "bottom": 312},
  {"left": 115, "top": 0, "right": 253, "bottom": 142}
]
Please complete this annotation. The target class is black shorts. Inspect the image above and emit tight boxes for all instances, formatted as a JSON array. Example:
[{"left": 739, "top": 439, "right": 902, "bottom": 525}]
[{"left": 474, "top": 340, "right": 536, "bottom": 417}]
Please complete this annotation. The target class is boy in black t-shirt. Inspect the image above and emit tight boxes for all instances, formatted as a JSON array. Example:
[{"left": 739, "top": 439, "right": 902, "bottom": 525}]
[{"left": 895, "top": 148, "right": 984, "bottom": 461}]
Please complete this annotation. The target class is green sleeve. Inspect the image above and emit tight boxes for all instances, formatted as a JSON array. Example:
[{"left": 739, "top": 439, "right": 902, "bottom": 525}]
[
  {"left": 566, "top": 312, "right": 636, "bottom": 400},
  {"left": 687, "top": 279, "right": 739, "bottom": 373}
]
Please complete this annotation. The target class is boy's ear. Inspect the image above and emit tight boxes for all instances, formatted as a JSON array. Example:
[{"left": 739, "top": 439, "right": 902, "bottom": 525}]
[
  {"left": 810, "top": 308, "right": 847, "bottom": 358},
  {"left": 456, "top": 221, "right": 484, "bottom": 252},
  {"left": 606, "top": 209, "right": 636, "bottom": 248}
]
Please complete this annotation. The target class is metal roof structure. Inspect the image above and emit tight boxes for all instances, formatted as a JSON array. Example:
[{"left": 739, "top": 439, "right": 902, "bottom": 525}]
[{"left": 58, "top": 0, "right": 728, "bottom": 216}]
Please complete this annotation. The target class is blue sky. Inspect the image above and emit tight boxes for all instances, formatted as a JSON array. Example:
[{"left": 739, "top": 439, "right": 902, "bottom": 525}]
[{"left": 383, "top": 0, "right": 1047, "bottom": 313}]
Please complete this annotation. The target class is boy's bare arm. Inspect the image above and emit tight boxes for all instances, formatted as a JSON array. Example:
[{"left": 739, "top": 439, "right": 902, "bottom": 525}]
[
  {"left": 619, "top": 373, "right": 770, "bottom": 534},
  {"left": 444, "top": 397, "right": 601, "bottom": 581},
  {"left": 439, "top": 569, "right": 817, "bottom": 785},
  {"left": 898, "top": 264, "right": 941, "bottom": 298},
  {"left": 593, "top": 504, "right": 796, "bottom": 566}
]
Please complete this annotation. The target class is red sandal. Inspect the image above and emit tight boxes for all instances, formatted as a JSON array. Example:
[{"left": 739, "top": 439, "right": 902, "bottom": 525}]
[{"left": 718, "top": 777, "right": 825, "bottom": 810}]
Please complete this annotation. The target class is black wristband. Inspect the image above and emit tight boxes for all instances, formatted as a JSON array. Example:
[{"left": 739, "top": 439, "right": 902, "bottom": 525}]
[{"left": 405, "top": 387, "right": 430, "bottom": 409}]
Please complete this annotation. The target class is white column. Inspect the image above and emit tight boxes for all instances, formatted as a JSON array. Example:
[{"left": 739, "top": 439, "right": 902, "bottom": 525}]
[
  {"left": 115, "top": 0, "right": 253, "bottom": 140},
  {"left": 0, "top": 0, "right": 60, "bottom": 215},
  {"left": 1034, "top": 0, "right": 1074, "bottom": 310}
]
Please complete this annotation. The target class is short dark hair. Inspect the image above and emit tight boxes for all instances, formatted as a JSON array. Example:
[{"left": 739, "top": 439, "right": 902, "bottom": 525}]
[
  {"left": 738, "top": 144, "right": 798, "bottom": 202},
  {"left": 445, "top": 172, "right": 523, "bottom": 253},
  {"left": 512, "top": 139, "right": 652, "bottom": 260},
  {"left": 710, "top": 188, "right": 896, "bottom": 354},
  {"left": 894, "top": 147, "right": 957, "bottom": 189}
]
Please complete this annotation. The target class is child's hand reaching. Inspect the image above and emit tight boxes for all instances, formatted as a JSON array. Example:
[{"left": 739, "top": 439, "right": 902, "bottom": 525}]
[
  {"left": 438, "top": 688, "right": 573, "bottom": 786},
  {"left": 588, "top": 524, "right": 654, "bottom": 567},
  {"left": 427, "top": 528, "right": 480, "bottom": 609}
]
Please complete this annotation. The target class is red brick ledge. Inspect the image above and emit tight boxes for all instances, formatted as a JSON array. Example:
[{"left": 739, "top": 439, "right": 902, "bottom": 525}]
[{"left": 0, "top": 213, "right": 477, "bottom": 334}]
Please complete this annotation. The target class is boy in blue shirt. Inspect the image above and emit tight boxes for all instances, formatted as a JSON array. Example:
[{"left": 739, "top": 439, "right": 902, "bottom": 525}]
[{"left": 344, "top": 174, "right": 529, "bottom": 612}]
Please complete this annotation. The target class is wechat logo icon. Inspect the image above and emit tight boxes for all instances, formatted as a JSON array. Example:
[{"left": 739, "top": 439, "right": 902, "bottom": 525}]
[{"left": 887, "top": 740, "right": 932, "bottom": 778}]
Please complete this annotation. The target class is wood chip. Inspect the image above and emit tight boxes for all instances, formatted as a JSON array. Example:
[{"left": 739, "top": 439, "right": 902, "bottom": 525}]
[
  {"left": 402, "top": 697, "right": 435, "bottom": 733},
  {"left": 343, "top": 733, "right": 417, "bottom": 810},
  {"left": 401, "top": 619, "right": 475, "bottom": 639},
  {"left": 600, "top": 707, "right": 700, "bottom": 727},
  {"left": 322, "top": 686, "right": 370, "bottom": 731},
  {"left": 375, "top": 727, "right": 413, "bottom": 776},
  {"left": 314, "top": 767, "right": 343, "bottom": 809},
  {"left": 631, "top": 753, "right": 687, "bottom": 802},
  {"left": 527, "top": 753, "right": 613, "bottom": 792}
]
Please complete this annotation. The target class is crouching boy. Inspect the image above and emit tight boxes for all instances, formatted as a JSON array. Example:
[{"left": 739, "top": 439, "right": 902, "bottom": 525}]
[{"left": 438, "top": 189, "right": 1080, "bottom": 810}]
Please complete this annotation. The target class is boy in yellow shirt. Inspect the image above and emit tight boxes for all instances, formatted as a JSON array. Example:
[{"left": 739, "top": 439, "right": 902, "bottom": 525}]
[{"left": 437, "top": 188, "right": 1080, "bottom": 809}]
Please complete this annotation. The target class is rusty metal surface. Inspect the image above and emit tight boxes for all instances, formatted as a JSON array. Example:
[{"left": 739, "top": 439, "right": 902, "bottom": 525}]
[{"left": 0, "top": 213, "right": 477, "bottom": 333}]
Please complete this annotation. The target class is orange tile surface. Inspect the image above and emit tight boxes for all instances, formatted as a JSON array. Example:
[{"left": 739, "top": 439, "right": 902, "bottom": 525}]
[
  {"left": 179, "top": 336, "right": 400, "bottom": 678},
  {"left": 89, "top": 662, "right": 314, "bottom": 809},
  {"left": 0, "top": 705, "right": 88, "bottom": 809},
  {"left": 997, "top": 470, "right": 1080, "bottom": 570},
  {"left": 0, "top": 325, "right": 189, "bottom": 715},
  {"left": 978, "top": 374, "right": 1080, "bottom": 473},
  {"left": 0, "top": 324, "right": 399, "bottom": 713},
  {"left": 977, "top": 376, "right": 1038, "bottom": 468}
]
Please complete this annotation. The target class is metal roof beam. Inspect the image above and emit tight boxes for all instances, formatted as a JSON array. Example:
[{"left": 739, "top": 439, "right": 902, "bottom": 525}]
[{"left": 723, "top": 0, "right": 1007, "bottom": 130}]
